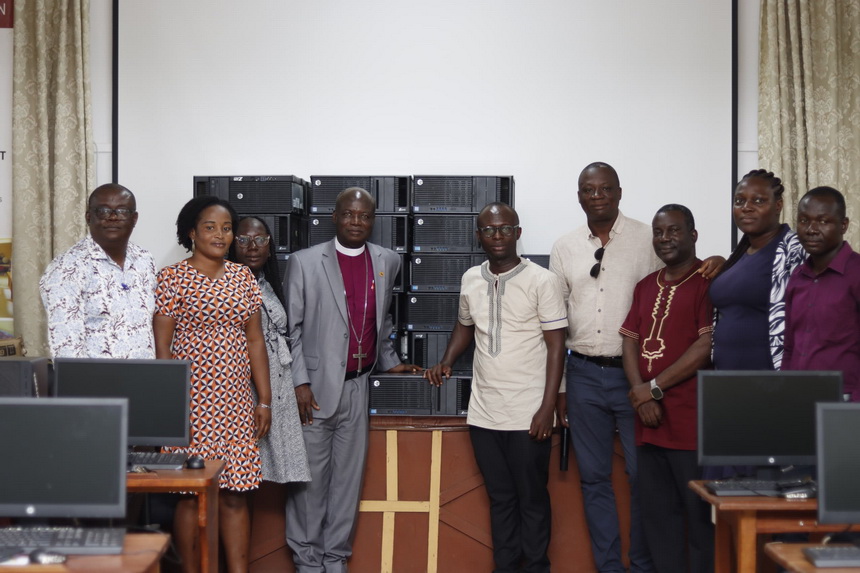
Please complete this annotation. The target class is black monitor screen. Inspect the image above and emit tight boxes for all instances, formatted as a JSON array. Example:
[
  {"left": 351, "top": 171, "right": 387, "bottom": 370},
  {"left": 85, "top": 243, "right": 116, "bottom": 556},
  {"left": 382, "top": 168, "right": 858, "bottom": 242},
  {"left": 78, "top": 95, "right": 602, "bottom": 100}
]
[
  {"left": 817, "top": 403, "right": 860, "bottom": 524},
  {"left": 54, "top": 358, "right": 191, "bottom": 447},
  {"left": 698, "top": 370, "right": 843, "bottom": 467},
  {"left": 0, "top": 397, "right": 127, "bottom": 518}
]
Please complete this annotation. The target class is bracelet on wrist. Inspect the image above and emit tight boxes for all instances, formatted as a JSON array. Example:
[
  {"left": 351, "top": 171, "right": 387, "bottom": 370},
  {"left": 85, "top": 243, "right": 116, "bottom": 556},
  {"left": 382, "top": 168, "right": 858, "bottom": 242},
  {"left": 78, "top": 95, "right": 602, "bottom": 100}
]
[{"left": 256, "top": 403, "right": 271, "bottom": 409}]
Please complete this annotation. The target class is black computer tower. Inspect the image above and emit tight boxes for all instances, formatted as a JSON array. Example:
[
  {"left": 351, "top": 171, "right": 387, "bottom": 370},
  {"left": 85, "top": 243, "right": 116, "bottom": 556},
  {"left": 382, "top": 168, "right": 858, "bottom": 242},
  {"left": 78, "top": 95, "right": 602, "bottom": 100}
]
[
  {"left": 437, "top": 375, "right": 472, "bottom": 416},
  {"left": 368, "top": 373, "right": 434, "bottom": 416},
  {"left": 308, "top": 176, "right": 411, "bottom": 214},
  {"left": 241, "top": 214, "right": 306, "bottom": 253},
  {"left": 411, "top": 176, "right": 514, "bottom": 213},
  {"left": 408, "top": 331, "right": 474, "bottom": 372},
  {"left": 411, "top": 215, "right": 481, "bottom": 253},
  {"left": 404, "top": 293, "right": 460, "bottom": 331},
  {"left": 306, "top": 214, "right": 409, "bottom": 252},
  {"left": 0, "top": 357, "right": 50, "bottom": 397},
  {"left": 409, "top": 254, "right": 484, "bottom": 292},
  {"left": 193, "top": 175, "right": 308, "bottom": 215}
]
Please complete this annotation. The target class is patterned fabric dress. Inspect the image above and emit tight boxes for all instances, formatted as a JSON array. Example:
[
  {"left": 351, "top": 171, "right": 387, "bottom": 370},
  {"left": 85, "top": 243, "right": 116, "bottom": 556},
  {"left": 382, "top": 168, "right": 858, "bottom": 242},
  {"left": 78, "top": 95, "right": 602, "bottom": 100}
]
[
  {"left": 155, "top": 259, "right": 263, "bottom": 491},
  {"left": 254, "top": 278, "right": 311, "bottom": 483}
]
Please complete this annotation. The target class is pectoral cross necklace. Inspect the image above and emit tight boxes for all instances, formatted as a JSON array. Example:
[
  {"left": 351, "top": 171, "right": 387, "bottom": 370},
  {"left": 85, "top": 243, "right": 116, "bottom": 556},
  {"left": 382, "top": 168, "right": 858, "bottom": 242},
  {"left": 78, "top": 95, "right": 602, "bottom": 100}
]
[{"left": 345, "top": 250, "right": 371, "bottom": 371}]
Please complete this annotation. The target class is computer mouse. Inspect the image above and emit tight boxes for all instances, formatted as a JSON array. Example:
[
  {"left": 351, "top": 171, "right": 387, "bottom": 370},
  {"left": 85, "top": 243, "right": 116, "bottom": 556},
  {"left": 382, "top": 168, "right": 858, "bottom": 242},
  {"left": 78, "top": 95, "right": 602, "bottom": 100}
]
[
  {"left": 185, "top": 455, "right": 205, "bottom": 470},
  {"left": 29, "top": 548, "right": 66, "bottom": 565}
]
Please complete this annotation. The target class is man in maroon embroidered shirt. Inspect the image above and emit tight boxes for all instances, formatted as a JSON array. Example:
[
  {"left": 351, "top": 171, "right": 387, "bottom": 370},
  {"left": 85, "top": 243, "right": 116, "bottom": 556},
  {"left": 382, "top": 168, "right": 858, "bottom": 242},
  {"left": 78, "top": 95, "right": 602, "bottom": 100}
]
[
  {"left": 619, "top": 204, "right": 714, "bottom": 573},
  {"left": 783, "top": 186, "right": 860, "bottom": 401}
]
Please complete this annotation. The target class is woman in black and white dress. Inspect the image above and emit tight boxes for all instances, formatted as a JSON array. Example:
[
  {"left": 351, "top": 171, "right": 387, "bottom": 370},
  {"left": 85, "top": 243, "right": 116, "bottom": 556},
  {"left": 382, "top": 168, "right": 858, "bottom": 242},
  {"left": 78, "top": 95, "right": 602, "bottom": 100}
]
[{"left": 230, "top": 216, "right": 311, "bottom": 484}]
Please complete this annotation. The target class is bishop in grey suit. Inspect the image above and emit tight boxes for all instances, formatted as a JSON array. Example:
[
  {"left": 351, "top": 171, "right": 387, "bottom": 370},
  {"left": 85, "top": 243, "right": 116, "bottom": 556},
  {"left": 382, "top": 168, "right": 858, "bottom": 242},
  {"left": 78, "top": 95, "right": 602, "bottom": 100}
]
[{"left": 284, "top": 187, "right": 420, "bottom": 573}]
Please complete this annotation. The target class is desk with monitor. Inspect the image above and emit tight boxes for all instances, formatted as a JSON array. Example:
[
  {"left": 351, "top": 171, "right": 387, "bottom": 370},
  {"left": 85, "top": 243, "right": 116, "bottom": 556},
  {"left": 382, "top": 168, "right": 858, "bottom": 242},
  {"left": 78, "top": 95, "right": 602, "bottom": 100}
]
[
  {"left": 52, "top": 358, "right": 222, "bottom": 573},
  {"left": 787, "top": 403, "right": 860, "bottom": 570},
  {"left": 690, "top": 480, "right": 860, "bottom": 573},
  {"left": 692, "top": 371, "right": 858, "bottom": 572}
]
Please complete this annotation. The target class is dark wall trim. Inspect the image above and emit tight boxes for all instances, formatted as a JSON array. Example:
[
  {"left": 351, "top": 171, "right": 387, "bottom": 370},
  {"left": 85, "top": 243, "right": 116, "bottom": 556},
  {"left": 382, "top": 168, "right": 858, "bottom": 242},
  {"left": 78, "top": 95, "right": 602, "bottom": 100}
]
[
  {"left": 731, "top": 0, "right": 739, "bottom": 249},
  {"left": 111, "top": 0, "right": 118, "bottom": 183}
]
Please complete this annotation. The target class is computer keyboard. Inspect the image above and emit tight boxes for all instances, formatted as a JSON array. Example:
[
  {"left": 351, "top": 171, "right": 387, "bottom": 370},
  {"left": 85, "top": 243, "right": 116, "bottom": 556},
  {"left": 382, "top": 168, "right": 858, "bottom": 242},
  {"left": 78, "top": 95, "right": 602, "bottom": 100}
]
[
  {"left": 705, "top": 478, "right": 781, "bottom": 497},
  {"left": 128, "top": 450, "right": 188, "bottom": 470},
  {"left": 0, "top": 526, "right": 126, "bottom": 555},
  {"left": 804, "top": 544, "right": 860, "bottom": 567}
]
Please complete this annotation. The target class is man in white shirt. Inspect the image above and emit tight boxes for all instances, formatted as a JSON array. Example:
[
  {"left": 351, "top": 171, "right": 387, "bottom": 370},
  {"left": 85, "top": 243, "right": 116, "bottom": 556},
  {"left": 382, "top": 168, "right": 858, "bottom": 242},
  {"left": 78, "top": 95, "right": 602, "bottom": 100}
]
[
  {"left": 427, "top": 202, "right": 566, "bottom": 573},
  {"left": 40, "top": 184, "right": 156, "bottom": 358},
  {"left": 550, "top": 163, "right": 658, "bottom": 573}
]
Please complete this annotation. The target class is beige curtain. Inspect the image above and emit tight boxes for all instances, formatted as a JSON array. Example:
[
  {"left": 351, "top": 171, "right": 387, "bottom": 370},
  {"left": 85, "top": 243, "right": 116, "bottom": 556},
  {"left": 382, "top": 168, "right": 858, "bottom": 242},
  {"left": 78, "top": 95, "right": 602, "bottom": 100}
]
[
  {"left": 12, "top": 0, "right": 94, "bottom": 356},
  {"left": 758, "top": 0, "right": 860, "bottom": 247}
]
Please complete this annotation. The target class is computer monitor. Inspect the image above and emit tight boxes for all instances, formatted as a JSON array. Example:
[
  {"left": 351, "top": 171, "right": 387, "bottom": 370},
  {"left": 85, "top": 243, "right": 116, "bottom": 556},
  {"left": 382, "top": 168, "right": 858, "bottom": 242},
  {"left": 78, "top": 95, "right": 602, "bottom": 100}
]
[
  {"left": 698, "top": 370, "right": 843, "bottom": 471},
  {"left": 53, "top": 358, "right": 191, "bottom": 447},
  {"left": 816, "top": 402, "right": 860, "bottom": 525},
  {"left": 0, "top": 397, "right": 127, "bottom": 519}
]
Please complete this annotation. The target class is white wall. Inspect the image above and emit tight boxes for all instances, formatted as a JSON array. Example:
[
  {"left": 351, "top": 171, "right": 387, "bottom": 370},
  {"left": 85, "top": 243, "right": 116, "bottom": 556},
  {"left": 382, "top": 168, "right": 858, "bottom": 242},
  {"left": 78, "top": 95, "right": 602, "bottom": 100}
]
[{"left": 89, "top": 1, "right": 751, "bottom": 268}]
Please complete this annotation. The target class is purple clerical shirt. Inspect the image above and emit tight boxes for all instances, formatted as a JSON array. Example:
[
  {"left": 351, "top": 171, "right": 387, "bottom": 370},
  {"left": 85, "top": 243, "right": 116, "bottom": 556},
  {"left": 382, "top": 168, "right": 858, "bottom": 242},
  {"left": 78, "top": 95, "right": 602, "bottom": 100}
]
[
  {"left": 783, "top": 242, "right": 860, "bottom": 401},
  {"left": 337, "top": 249, "right": 377, "bottom": 373}
]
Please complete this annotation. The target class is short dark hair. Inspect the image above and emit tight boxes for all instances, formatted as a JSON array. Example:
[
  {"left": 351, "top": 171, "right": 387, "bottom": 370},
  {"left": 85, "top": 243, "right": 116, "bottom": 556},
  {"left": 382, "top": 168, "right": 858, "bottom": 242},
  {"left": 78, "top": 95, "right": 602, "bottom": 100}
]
[
  {"left": 477, "top": 202, "right": 519, "bottom": 226},
  {"left": 228, "top": 216, "right": 287, "bottom": 310},
  {"left": 88, "top": 184, "right": 136, "bottom": 211},
  {"left": 737, "top": 169, "right": 785, "bottom": 199},
  {"left": 802, "top": 186, "right": 847, "bottom": 219},
  {"left": 175, "top": 196, "right": 238, "bottom": 252},
  {"left": 655, "top": 204, "right": 695, "bottom": 231},
  {"left": 579, "top": 162, "right": 620, "bottom": 187}
]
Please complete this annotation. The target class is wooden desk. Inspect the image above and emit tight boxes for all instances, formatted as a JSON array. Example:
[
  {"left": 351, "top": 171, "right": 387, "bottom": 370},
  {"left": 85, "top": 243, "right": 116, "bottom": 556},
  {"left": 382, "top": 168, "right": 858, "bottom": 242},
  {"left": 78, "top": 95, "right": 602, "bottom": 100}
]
[
  {"left": 765, "top": 542, "right": 860, "bottom": 573},
  {"left": 126, "top": 460, "right": 223, "bottom": 573},
  {"left": 0, "top": 532, "right": 169, "bottom": 572},
  {"left": 690, "top": 481, "right": 860, "bottom": 573}
]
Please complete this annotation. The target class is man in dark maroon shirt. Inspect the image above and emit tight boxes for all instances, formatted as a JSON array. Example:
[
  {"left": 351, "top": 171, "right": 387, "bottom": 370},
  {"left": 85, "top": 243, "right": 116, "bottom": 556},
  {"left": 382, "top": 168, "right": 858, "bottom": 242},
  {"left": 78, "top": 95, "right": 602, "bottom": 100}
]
[
  {"left": 783, "top": 187, "right": 860, "bottom": 401},
  {"left": 620, "top": 204, "right": 715, "bottom": 573}
]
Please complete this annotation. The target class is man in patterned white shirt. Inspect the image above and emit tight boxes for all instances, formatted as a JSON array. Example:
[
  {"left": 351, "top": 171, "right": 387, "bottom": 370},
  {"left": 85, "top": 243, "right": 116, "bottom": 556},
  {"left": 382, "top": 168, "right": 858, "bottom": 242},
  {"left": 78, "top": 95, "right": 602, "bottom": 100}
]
[{"left": 40, "top": 184, "right": 156, "bottom": 358}]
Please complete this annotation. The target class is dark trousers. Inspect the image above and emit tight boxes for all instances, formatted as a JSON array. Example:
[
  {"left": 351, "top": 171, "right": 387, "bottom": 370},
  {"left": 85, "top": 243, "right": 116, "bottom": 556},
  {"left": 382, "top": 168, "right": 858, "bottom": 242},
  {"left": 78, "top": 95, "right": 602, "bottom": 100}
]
[
  {"left": 470, "top": 426, "right": 552, "bottom": 573},
  {"left": 637, "top": 444, "right": 714, "bottom": 573},
  {"left": 566, "top": 354, "right": 654, "bottom": 573}
]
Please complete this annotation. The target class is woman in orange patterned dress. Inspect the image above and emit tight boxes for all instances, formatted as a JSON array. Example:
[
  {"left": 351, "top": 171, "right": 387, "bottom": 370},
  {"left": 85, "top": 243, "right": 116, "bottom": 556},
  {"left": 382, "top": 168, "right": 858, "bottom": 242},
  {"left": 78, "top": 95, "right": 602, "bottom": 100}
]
[{"left": 154, "top": 196, "right": 271, "bottom": 573}]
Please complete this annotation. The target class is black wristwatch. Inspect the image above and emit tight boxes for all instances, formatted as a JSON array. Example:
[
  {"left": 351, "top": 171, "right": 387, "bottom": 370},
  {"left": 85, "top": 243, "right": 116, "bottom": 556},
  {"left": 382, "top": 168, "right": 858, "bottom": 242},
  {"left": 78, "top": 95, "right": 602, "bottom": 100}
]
[{"left": 649, "top": 379, "right": 664, "bottom": 401}]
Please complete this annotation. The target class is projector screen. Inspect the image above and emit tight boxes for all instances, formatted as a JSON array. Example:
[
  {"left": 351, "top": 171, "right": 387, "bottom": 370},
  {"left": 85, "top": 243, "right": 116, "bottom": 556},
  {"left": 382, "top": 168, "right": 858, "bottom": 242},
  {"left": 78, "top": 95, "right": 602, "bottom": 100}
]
[{"left": 117, "top": 0, "right": 733, "bottom": 268}]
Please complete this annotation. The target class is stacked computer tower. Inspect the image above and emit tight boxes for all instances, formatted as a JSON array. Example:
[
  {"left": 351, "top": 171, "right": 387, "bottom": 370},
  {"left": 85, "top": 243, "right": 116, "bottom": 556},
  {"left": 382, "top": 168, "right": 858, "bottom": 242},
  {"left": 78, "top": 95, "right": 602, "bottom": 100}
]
[{"left": 402, "top": 176, "right": 515, "bottom": 415}]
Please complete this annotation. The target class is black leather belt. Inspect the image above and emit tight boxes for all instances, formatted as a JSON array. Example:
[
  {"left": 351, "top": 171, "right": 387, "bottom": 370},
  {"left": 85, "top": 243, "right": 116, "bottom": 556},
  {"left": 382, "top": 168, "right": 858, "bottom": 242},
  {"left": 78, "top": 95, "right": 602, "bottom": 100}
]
[
  {"left": 568, "top": 350, "right": 624, "bottom": 369},
  {"left": 344, "top": 365, "right": 373, "bottom": 381}
]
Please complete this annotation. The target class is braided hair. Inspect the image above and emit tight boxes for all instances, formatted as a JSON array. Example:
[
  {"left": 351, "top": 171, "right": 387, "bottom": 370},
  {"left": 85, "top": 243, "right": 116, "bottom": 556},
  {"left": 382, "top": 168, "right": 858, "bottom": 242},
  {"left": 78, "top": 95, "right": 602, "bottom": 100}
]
[{"left": 718, "top": 169, "right": 785, "bottom": 277}]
